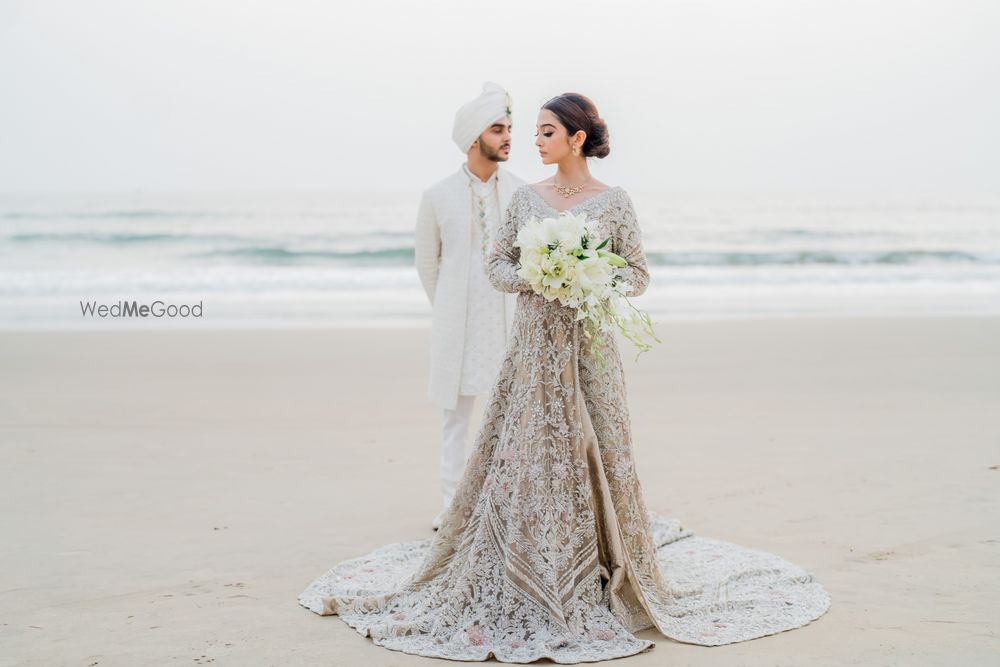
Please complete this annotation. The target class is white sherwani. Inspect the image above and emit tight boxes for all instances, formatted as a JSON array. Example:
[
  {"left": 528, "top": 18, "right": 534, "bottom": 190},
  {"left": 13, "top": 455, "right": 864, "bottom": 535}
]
[{"left": 415, "top": 164, "right": 526, "bottom": 410}]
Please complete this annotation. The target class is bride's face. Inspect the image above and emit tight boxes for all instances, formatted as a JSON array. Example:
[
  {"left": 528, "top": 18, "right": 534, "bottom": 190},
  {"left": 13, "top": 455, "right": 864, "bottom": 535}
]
[{"left": 534, "top": 109, "right": 580, "bottom": 165}]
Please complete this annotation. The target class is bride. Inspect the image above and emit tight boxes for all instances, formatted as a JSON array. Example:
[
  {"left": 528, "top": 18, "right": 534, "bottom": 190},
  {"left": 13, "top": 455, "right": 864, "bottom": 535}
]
[{"left": 298, "top": 93, "right": 830, "bottom": 663}]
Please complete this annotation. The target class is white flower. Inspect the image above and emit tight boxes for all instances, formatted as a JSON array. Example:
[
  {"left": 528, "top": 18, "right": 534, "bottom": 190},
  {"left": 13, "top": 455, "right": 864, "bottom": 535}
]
[
  {"left": 513, "top": 210, "right": 660, "bottom": 365},
  {"left": 513, "top": 218, "right": 549, "bottom": 254},
  {"left": 554, "top": 217, "right": 585, "bottom": 250},
  {"left": 575, "top": 256, "right": 612, "bottom": 293}
]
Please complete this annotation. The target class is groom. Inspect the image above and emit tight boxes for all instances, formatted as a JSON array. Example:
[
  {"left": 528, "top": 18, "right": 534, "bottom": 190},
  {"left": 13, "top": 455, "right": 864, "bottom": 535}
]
[{"left": 415, "top": 82, "right": 526, "bottom": 530}]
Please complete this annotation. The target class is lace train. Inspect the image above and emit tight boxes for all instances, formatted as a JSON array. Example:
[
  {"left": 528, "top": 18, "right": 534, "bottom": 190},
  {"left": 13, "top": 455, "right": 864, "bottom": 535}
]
[{"left": 298, "top": 513, "right": 830, "bottom": 662}]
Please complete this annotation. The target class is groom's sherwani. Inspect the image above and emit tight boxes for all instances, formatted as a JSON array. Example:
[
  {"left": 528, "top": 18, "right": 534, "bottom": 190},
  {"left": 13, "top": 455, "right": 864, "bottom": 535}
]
[{"left": 415, "top": 164, "right": 525, "bottom": 411}]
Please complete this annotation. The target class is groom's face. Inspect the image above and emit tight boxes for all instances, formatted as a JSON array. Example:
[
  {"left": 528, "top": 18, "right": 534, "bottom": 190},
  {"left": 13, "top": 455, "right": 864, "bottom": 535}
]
[{"left": 476, "top": 117, "right": 512, "bottom": 161}]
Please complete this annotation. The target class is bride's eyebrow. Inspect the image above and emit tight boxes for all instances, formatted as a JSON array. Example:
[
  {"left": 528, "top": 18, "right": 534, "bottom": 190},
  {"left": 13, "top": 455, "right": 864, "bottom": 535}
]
[{"left": 536, "top": 124, "right": 556, "bottom": 130}]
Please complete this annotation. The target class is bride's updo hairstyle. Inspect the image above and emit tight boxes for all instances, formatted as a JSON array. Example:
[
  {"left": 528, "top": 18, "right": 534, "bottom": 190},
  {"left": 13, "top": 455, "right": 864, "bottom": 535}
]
[{"left": 541, "top": 93, "right": 611, "bottom": 159}]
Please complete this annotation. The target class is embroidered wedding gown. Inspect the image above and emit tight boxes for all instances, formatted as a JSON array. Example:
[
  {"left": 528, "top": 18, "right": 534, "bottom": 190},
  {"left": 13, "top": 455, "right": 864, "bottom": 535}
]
[{"left": 298, "top": 185, "right": 831, "bottom": 663}]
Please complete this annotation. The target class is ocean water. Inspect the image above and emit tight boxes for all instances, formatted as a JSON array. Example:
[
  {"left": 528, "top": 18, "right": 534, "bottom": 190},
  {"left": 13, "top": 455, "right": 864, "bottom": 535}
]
[{"left": 1, "top": 191, "right": 998, "bottom": 329}]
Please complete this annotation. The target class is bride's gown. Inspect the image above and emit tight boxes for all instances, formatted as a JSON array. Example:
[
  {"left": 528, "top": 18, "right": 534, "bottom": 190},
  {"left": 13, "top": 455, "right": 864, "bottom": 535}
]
[{"left": 298, "top": 185, "right": 831, "bottom": 663}]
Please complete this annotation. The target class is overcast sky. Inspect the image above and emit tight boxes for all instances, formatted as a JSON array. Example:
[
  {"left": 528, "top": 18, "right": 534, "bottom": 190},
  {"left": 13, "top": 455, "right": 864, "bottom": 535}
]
[{"left": 1, "top": 0, "right": 998, "bottom": 195}]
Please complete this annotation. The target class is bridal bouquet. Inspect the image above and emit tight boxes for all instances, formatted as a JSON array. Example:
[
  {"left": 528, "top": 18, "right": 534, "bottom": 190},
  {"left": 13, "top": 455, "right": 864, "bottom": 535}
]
[{"left": 513, "top": 211, "right": 660, "bottom": 363}]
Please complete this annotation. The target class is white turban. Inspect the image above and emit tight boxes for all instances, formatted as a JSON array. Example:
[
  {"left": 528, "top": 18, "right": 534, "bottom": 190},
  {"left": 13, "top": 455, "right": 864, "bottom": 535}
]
[{"left": 452, "top": 81, "right": 512, "bottom": 154}]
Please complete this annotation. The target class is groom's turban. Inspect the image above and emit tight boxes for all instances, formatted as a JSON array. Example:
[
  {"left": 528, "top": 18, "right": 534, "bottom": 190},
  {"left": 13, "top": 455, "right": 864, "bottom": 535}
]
[{"left": 452, "top": 82, "right": 512, "bottom": 154}]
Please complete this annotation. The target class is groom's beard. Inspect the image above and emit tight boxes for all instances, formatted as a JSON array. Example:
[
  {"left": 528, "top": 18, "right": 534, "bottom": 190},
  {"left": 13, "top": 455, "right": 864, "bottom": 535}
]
[{"left": 479, "top": 141, "right": 510, "bottom": 162}]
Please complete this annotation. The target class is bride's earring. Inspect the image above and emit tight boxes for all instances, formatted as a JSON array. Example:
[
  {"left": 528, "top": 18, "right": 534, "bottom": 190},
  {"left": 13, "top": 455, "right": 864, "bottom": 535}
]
[{"left": 572, "top": 144, "right": 581, "bottom": 156}]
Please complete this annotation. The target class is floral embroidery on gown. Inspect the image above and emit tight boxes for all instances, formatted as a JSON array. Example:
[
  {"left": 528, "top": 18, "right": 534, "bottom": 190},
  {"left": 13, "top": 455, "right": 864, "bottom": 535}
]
[{"left": 297, "top": 185, "right": 831, "bottom": 663}]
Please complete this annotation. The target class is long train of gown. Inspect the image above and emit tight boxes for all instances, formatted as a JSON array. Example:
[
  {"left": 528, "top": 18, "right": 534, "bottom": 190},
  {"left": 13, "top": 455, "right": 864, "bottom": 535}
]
[{"left": 297, "top": 185, "right": 831, "bottom": 663}]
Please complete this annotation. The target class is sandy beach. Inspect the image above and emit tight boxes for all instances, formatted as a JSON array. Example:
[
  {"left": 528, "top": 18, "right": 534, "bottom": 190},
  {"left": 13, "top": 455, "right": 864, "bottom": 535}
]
[{"left": 2, "top": 316, "right": 998, "bottom": 666}]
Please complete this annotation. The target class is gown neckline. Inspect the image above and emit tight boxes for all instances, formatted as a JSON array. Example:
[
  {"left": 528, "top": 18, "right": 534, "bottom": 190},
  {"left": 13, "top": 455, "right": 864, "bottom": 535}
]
[{"left": 524, "top": 184, "right": 619, "bottom": 214}]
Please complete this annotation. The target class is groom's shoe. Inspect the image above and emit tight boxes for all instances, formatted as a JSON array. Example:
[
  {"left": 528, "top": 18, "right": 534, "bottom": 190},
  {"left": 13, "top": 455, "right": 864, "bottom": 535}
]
[{"left": 432, "top": 508, "right": 446, "bottom": 531}]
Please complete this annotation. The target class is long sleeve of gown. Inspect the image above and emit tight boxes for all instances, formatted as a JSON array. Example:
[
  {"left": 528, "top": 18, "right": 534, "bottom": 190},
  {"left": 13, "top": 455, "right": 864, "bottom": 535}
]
[
  {"left": 487, "top": 191, "right": 533, "bottom": 294},
  {"left": 613, "top": 192, "right": 650, "bottom": 297}
]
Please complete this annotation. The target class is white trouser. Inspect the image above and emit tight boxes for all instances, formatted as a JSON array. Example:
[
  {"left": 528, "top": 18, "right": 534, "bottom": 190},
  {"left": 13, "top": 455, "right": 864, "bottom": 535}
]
[{"left": 440, "top": 394, "right": 477, "bottom": 511}]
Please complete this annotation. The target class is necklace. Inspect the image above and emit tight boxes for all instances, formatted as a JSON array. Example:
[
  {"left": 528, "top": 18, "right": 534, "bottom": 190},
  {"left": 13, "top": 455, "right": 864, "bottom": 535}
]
[
  {"left": 552, "top": 178, "right": 589, "bottom": 198},
  {"left": 465, "top": 165, "right": 500, "bottom": 261}
]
